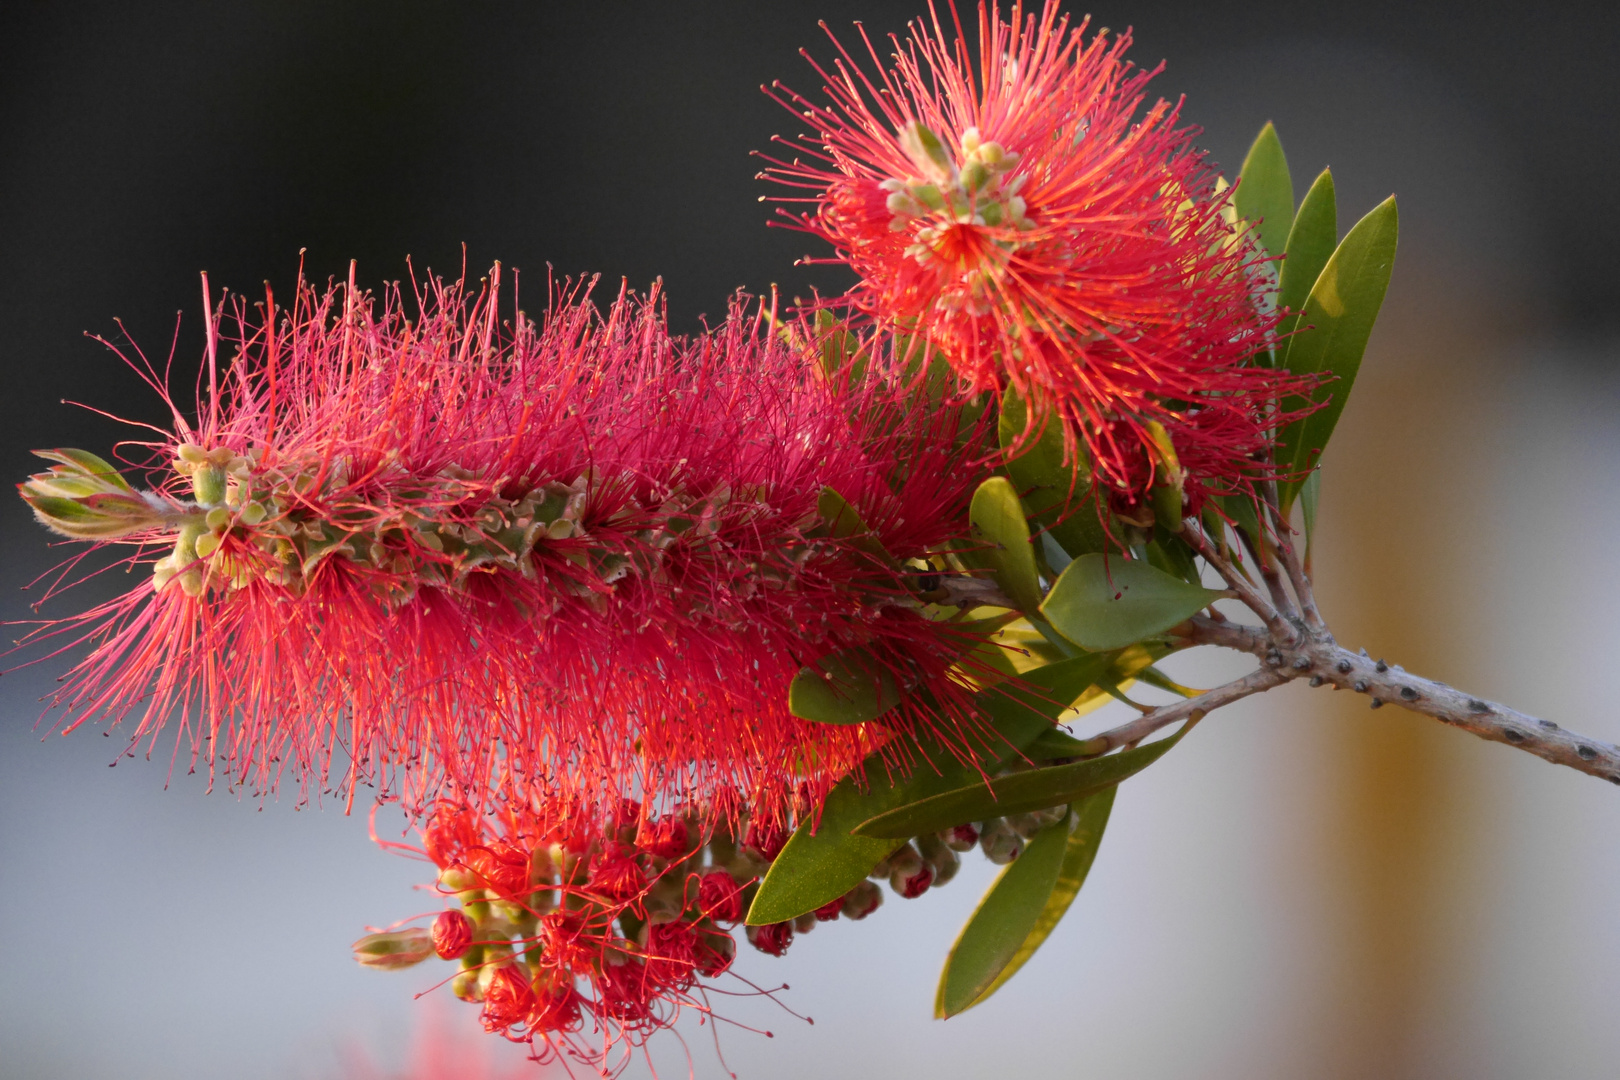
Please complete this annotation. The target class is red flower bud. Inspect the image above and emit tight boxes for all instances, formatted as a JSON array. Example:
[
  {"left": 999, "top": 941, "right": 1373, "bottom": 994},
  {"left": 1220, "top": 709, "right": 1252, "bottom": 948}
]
[
  {"left": 431, "top": 908, "right": 475, "bottom": 960},
  {"left": 479, "top": 964, "right": 535, "bottom": 1035},
  {"left": 745, "top": 920, "right": 794, "bottom": 957},
  {"left": 637, "top": 816, "right": 690, "bottom": 859},
  {"left": 695, "top": 868, "right": 744, "bottom": 923},
  {"left": 591, "top": 850, "right": 646, "bottom": 900},
  {"left": 943, "top": 823, "right": 980, "bottom": 852},
  {"left": 743, "top": 819, "right": 789, "bottom": 862},
  {"left": 813, "top": 896, "right": 844, "bottom": 921},
  {"left": 693, "top": 928, "right": 736, "bottom": 977},
  {"left": 529, "top": 978, "right": 583, "bottom": 1033},
  {"left": 892, "top": 861, "right": 934, "bottom": 898},
  {"left": 840, "top": 879, "right": 883, "bottom": 921}
]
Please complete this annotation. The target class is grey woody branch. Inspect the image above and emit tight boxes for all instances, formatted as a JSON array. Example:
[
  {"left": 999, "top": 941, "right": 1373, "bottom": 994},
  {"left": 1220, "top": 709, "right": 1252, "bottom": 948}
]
[{"left": 1172, "top": 616, "right": 1620, "bottom": 785}]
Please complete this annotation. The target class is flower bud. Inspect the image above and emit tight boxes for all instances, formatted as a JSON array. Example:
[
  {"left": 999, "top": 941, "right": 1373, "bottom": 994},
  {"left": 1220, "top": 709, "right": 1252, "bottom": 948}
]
[
  {"left": 480, "top": 964, "right": 536, "bottom": 1034},
  {"left": 742, "top": 819, "right": 788, "bottom": 862},
  {"left": 636, "top": 816, "right": 690, "bottom": 860},
  {"left": 792, "top": 912, "right": 818, "bottom": 934},
  {"left": 431, "top": 909, "right": 475, "bottom": 960},
  {"left": 1007, "top": 812, "right": 1046, "bottom": 840},
  {"left": 351, "top": 926, "right": 434, "bottom": 970},
  {"left": 695, "top": 868, "right": 744, "bottom": 924},
  {"left": 942, "top": 823, "right": 980, "bottom": 852},
  {"left": 21, "top": 449, "right": 170, "bottom": 541},
  {"left": 840, "top": 879, "right": 883, "bottom": 921},
  {"left": 450, "top": 968, "right": 482, "bottom": 1002},
  {"left": 692, "top": 927, "right": 736, "bottom": 977},
  {"left": 979, "top": 819, "right": 1024, "bottom": 864},
  {"left": 891, "top": 860, "right": 934, "bottom": 898},
  {"left": 745, "top": 921, "right": 793, "bottom": 957},
  {"left": 813, "top": 896, "right": 844, "bottom": 921}
]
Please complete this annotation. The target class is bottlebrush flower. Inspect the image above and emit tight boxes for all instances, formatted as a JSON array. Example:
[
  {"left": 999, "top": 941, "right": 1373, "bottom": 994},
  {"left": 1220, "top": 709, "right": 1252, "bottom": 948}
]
[
  {"left": 15, "top": 265, "right": 1001, "bottom": 829},
  {"left": 762, "top": 1, "right": 1320, "bottom": 508}
]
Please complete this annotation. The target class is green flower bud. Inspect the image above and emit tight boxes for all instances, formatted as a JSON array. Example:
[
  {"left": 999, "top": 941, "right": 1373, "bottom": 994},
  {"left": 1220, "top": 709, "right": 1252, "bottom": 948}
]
[{"left": 351, "top": 926, "right": 434, "bottom": 970}]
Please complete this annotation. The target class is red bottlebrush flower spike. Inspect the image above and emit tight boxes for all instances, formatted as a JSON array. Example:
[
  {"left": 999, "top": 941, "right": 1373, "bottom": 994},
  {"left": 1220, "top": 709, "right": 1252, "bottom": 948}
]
[
  {"left": 15, "top": 266, "right": 1000, "bottom": 830},
  {"left": 763, "top": 1, "right": 1320, "bottom": 505}
]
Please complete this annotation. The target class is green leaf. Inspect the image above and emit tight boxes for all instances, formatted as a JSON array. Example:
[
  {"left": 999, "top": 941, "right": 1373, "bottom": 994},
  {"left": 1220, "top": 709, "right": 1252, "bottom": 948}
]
[
  {"left": 968, "top": 477, "right": 1043, "bottom": 614},
  {"left": 1025, "top": 726, "right": 1096, "bottom": 760},
  {"left": 1040, "top": 554, "right": 1222, "bottom": 652},
  {"left": 748, "top": 655, "right": 1115, "bottom": 925},
  {"left": 1300, "top": 468, "right": 1321, "bottom": 563},
  {"left": 852, "top": 723, "right": 1191, "bottom": 839},
  {"left": 937, "top": 787, "right": 1115, "bottom": 1016},
  {"left": 814, "top": 310, "right": 865, "bottom": 384},
  {"left": 816, "top": 485, "right": 892, "bottom": 563},
  {"left": 1277, "top": 168, "right": 1337, "bottom": 320},
  {"left": 1276, "top": 196, "right": 1399, "bottom": 511},
  {"left": 788, "top": 649, "right": 902, "bottom": 725},
  {"left": 1144, "top": 527, "right": 1200, "bottom": 587},
  {"left": 936, "top": 814, "right": 1070, "bottom": 1017},
  {"left": 1234, "top": 122, "right": 1295, "bottom": 262},
  {"left": 999, "top": 391, "right": 1108, "bottom": 558}
]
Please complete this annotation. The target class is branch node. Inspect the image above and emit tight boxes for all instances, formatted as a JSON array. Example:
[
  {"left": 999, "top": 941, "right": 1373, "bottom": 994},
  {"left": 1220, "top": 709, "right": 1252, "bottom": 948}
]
[{"left": 1336, "top": 659, "right": 1353, "bottom": 674}]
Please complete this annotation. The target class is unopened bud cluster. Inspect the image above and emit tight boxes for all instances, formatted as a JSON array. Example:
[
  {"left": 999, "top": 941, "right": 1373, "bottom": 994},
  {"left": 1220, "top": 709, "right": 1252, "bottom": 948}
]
[{"left": 357, "top": 791, "right": 1067, "bottom": 1059}]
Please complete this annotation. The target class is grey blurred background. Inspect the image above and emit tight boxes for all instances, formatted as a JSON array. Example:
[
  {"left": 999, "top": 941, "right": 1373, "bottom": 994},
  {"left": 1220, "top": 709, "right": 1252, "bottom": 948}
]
[{"left": 4, "top": 2, "right": 1619, "bottom": 1077}]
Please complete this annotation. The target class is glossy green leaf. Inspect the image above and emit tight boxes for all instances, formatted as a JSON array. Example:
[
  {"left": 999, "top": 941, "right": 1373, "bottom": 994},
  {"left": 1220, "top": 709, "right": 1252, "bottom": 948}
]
[
  {"left": 814, "top": 309, "right": 865, "bottom": 384},
  {"left": 1276, "top": 196, "right": 1399, "bottom": 510},
  {"left": 748, "top": 654, "right": 1116, "bottom": 924},
  {"left": 1277, "top": 168, "right": 1337, "bottom": 320},
  {"left": 788, "top": 649, "right": 901, "bottom": 725},
  {"left": 946, "top": 780, "right": 1121, "bottom": 1010},
  {"left": 936, "top": 815, "right": 1071, "bottom": 1017},
  {"left": 999, "top": 391, "right": 1108, "bottom": 558},
  {"left": 852, "top": 722, "right": 1191, "bottom": 839},
  {"left": 1024, "top": 726, "right": 1096, "bottom": 760},
  {"left": 969, "top": 477, "right": 1043, "bottom": 614},
  {"left": 1234, "top": 122, "right": 1294, "bottom": 262},
  {"left": 1300, "top": 468, "right": 1321, "bottom": 563},
  {"left": 816, "top": 485, "right": 894, "bottom": 565},
  {"left": 1040, "top": 554, "right": 1222, "bottom": 652},
  {"left": 1144, "top": 527, "right": 1200, "bottom": 587}
]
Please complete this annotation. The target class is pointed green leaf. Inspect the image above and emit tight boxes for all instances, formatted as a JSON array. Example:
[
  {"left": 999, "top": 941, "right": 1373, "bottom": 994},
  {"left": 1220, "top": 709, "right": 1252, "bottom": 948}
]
[
  {"left": 1040, "top": 554, "right": 1222, "bottom": 652},
  {"left": 999, "top": 391, "right": 1108, "bottom": 558},
  {"left": 1234, "top": 122, "right": 1294, "bottom": 262},
  {"left": 938, "top": 787, "right": 1115, "bottom": 1016},
  {"left": 34, "top": 448, "right": 137, "bottom": 493},
  {"left": 788, "top": 649, "right": 902, "bottom": 725},
  {"left": 748, "top": 655, "right": 1116, "bottom": 925},
  {"left": 1144, "top": 527, "right": 1200, "bottom": 587},
  {"left": 24, "top": 494, "right": 102, "bottom": 522},
  {"left": 1025, "top": 726, "right": 1096, "bottom": 760},
  {"left": 816, "top": 485, "right": 893, "bottom": 564},
  {"left": 1278, "top": 168, "right": 1337, "bottom": 319},
  {"left": 969, "top": 477, "right": 1043, "bottom": 614},
  {"left": 852, "top": 722, "right": 1190, "bottom": 839},
  {"left": 936, "top": 814, "right": 1071, "bottom": 1017},
  {"left": 1300, "top": 468, "right": 1321, "bottom": 565},
  {"left": 814, "top": 310, "right": 865, "bottom": 384},
  {"left": 1276, "top": 196, "right": 1399, "bottom": 510}
]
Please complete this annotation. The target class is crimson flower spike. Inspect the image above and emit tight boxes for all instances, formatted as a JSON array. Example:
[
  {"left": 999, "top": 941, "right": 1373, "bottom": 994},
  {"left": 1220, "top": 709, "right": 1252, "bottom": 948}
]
[
  {"left": 14, "top": 266, "right": 1004, "bottom": 828},
  {"left": 760, "top": 0, "right": 1322, "bottom": 513}
]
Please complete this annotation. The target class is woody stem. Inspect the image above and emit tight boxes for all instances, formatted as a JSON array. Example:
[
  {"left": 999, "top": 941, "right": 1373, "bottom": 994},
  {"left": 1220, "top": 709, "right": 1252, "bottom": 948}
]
[{"left": 1105, "top": 616, "right": 1620, "bottom": 785}]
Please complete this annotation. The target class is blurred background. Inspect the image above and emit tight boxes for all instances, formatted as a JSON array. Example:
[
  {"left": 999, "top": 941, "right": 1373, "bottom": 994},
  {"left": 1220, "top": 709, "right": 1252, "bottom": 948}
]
[{"left": 3, "top": 2, "right": 1619, "bottom": 1077}]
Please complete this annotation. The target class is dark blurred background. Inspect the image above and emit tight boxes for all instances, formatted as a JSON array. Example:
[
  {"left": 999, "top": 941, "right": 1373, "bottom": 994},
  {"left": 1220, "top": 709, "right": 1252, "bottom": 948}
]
[{"left": 4, "top": 3, "right": 1620, "bottom": 1079}]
